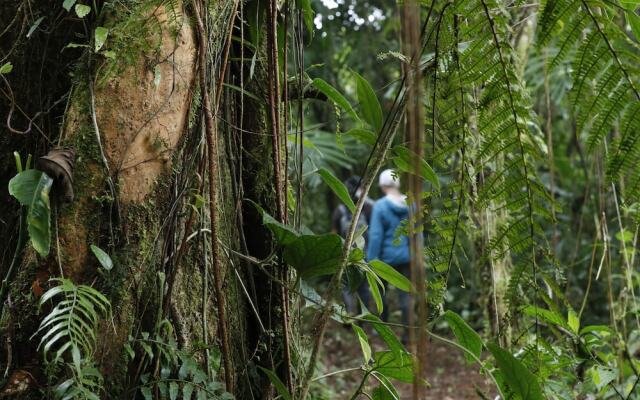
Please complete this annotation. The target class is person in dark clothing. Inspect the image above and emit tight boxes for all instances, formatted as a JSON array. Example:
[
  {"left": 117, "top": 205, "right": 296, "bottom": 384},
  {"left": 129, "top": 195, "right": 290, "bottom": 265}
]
[
  {"left": 366, "top": 169, "right": 411, "bottom": 330},
  {"left": 331, "top": 176, "right": 374, "bottom": 314}
]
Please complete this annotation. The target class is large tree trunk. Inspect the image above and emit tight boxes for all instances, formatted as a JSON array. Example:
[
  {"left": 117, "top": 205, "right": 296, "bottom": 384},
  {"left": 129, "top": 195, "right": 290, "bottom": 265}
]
[{"left": 0, "top": 1, "right": 283, "bottom": 398}]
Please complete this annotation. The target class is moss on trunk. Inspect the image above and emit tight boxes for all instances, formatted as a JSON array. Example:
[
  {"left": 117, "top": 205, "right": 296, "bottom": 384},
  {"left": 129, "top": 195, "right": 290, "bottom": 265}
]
[{"left": 0, "top": 1, "right": 283, "bottom": 398}]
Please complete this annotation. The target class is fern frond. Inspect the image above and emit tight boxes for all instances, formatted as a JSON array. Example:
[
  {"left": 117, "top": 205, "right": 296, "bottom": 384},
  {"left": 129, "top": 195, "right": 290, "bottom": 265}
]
[
  {"left": 538, "top": 0, "right": 640, "bottom": 203},
  {"left": 35, "top": 278, "right": 111, "bottom": 380},
  {"left": 608, "top": 103, "right": 640, "bottom": 178}
]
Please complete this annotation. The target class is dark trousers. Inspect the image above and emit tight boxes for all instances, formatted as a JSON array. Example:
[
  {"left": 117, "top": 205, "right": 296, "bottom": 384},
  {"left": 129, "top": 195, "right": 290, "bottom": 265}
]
[
  {"left": 380, "top": 263, "right": 410, "bottom": 328},
  {"left": 343, "top": 281, "right": 372, "bottom": 315},
  {"left": 344, "top": 263, "right": 410, "bottom": 327}
]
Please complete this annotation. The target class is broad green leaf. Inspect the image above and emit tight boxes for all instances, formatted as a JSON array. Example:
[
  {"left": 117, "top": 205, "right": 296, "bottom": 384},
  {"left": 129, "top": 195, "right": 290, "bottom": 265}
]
[
  {"left": 0, "top": 62, "right": 12, "bottom": 75},
  {"left": 54, "top": 378, "right": 74, "bottom": 397},
  {"left": 9, "top": 169, "right": 44, "bottom": 205},
  {"left": 579, "top": 325, "right": 612, "bottom": 336},
  {"left": 90, "top": 245, "right": 113, "bottom": 271},
  {"left": 361, "top": 314, "right": 406, "bottom": 353},
  {"left": 27, "top": 16, "right": 45, "bottom": 38},
  {"left": 124, "top": 342, "right": 135, "bottom": 360},
  {"left": 345, "top": 128, "right": 377, "bottom": 146},
  {"left": 567, "top": 309, "right": 580, "bottom": 334},
  {"left": 300, "top": 280, "right": 323, "bottom": 308},
  {"left": 9, "top": 170, "right": 53, "bottom": 257},
  {"left": 443, "top": 310, "right": 483, "bottom": 363},
  {"left": 258, "top": 366, "right": 292, "bottom": 400},
  {"left": 372, "top": 351, "right": 414, "bottom": 383},
  {"left": 250, "top": 200, "right": 299, "bottom": 245},
  {"left": 349, "top": 247, "right": 365, "bottom": 263},
  {"left": 317, "top": 167, "right": 356, "bottom": 213},
  {"left": 354, "top": 71, "right": 383, "bottom": 132},
  {"left": 222, "top": 83, "right": 260, "bottom": 101},
  {"left": 367, "top": 272, "right": 383, "bottom": 315},
  {"left": 371, "top": 373, "right": 400, "bottom": 400},
  {"left": 94, "top": 27, "right": 109, "bottom": 52},
  {"left": 589, "top": 366, "right": 618, "bottom": 390},
  {"left": 521, "top": 305, "right": 569, "bottom": 331},
  {"left": 300, "top": 0, "right": 315, "bottom": 39},
  {"left": 626, "top": 11, "right": 640, "bottom": 42},
  {"left": 487, "top": 342, "right": 544, "bottom": 400},
  {"left": 369, "top": 260, "right": 412, "bottom": 292},
  {"left": 392, "top": 146, "right": 440, "bottom": 189},
  {"left": 372, "top": 387, "right": 396, "bottom": 400},
  {"left": 283, "top": 233, "right": 343, "bottom": 279},
  {"left": 352, "top": 324, "right": 372, "bottom": 362},
  {"left": 311, "top": 78, "right": 358, "bottom": 120},
  {"left": 62, "top": 0, "right": 77, "bottom": 11},
  {"left": 75, "top": 4, "right": 91, "bottom": 18}
]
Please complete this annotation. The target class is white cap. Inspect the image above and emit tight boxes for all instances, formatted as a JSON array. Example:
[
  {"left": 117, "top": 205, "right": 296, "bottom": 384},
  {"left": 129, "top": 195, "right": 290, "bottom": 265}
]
[{"left": 378, "top": 169, "right": 400, "bottom": 188}]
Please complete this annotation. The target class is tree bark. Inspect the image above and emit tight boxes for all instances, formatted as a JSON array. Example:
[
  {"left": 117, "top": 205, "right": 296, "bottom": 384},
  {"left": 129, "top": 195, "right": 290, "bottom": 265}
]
[{"left": 0, "top": 1, "right": 283, "bottom": 398}]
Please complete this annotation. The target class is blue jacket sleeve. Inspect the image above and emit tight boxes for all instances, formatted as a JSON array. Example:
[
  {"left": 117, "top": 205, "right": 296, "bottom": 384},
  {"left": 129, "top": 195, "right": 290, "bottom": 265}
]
[{"left": 366, "top": 202, "right": 383, "bottom": 262}]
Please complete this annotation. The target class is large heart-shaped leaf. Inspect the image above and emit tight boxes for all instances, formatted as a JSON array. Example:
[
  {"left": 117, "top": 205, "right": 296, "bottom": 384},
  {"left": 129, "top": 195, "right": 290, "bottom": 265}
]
[
  {"left": 250, "top": 200, "right": 299, "bottom": 245},
  {"left": 283, "top": 234, "right": 343, "bottom": 279},
  {"left": 371, "top": 373, "right": 400, "bottom": 400},
  {"left": 372, "top": 351, "right": 414, "bottom": 383}
]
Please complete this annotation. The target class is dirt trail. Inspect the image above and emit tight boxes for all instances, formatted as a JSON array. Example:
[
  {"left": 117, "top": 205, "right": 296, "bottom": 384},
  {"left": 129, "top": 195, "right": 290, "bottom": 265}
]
[{"left": 319, "top": 320, "right": 496, "bottom": 399}]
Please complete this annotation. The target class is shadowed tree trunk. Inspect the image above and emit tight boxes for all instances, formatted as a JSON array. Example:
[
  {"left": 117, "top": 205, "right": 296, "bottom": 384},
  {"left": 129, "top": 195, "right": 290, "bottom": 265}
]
[{"left": 0, "top": 1, "right": 286, "bottom": 398}]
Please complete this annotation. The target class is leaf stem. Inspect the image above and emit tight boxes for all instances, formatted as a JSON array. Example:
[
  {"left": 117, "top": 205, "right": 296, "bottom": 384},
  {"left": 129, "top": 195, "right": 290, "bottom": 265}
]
[{"left": 425, "top": 330, "right": 505, "bottom": 399}]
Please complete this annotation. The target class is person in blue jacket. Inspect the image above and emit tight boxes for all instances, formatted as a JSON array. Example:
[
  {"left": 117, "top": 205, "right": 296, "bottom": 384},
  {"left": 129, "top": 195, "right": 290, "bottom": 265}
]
[{"left": 366, "top": 169, "right": 411, "bottom": 328}]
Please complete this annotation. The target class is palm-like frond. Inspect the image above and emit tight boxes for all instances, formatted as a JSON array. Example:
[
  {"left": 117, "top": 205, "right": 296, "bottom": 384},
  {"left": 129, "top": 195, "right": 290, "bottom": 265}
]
[{"left": 34, "top": 278, "right": 111, "bottom": 398}]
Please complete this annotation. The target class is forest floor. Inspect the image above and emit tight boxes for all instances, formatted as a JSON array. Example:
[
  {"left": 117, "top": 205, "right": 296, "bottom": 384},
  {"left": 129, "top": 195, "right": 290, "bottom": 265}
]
[{"left": 317, "top": 318, "right": 496, "bottom": 399}]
